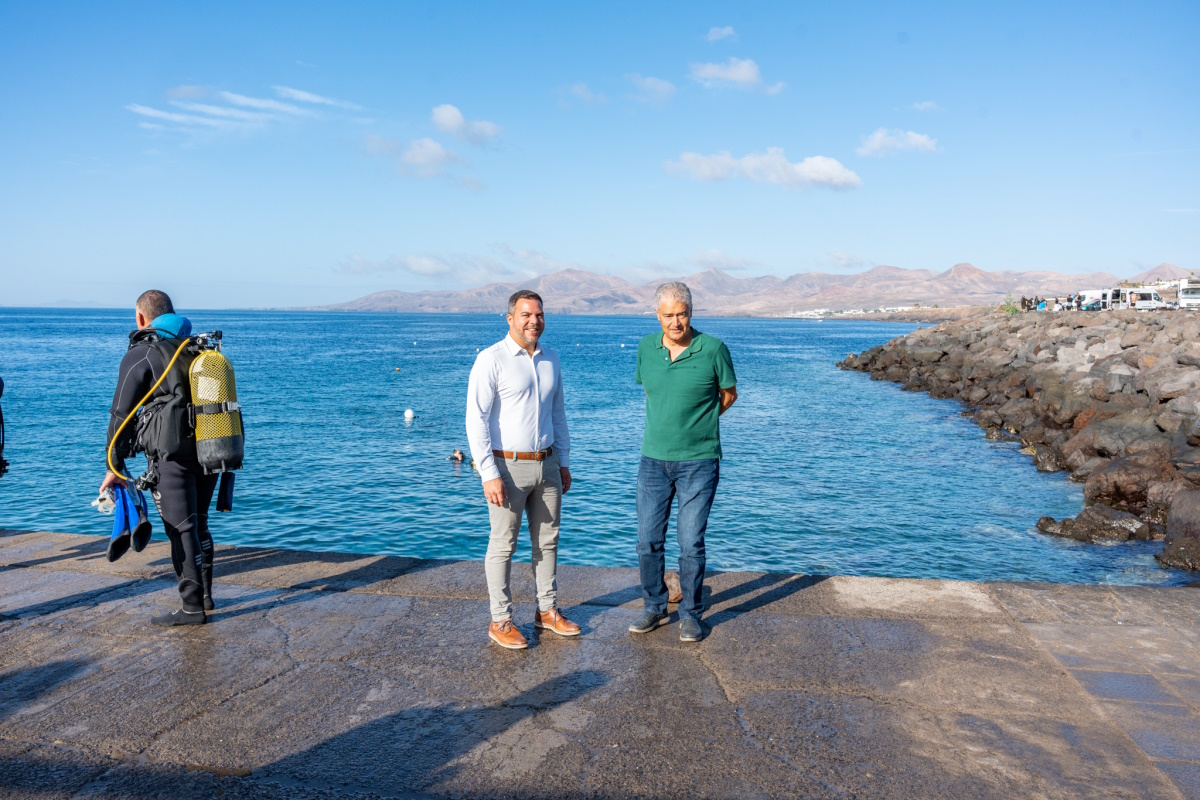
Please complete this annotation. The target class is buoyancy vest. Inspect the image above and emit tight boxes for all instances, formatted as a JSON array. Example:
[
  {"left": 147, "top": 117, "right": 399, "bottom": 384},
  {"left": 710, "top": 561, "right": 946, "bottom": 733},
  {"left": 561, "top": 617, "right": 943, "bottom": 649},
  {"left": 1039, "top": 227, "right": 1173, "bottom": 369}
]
[{"left": 135, "top": 334, "right": 199, "bottom": 465}]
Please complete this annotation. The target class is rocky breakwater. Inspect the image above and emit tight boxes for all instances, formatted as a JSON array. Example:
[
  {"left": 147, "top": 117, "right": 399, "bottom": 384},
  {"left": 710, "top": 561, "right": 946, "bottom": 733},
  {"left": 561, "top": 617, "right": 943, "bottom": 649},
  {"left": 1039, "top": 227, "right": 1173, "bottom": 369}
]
[{"left": 838, "top": 310, "right": 1200, "bottom": 572}]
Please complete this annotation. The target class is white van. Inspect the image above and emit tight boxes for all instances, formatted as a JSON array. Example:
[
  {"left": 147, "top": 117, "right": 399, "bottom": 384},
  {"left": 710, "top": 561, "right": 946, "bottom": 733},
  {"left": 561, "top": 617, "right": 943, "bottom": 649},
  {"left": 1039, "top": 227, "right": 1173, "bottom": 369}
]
[
  {"left": 1108, "top": 287, "right": 1170, "bottom": 311},
  {"left": 1179, "top": 280, "right": 1200, "bottom": 310}
]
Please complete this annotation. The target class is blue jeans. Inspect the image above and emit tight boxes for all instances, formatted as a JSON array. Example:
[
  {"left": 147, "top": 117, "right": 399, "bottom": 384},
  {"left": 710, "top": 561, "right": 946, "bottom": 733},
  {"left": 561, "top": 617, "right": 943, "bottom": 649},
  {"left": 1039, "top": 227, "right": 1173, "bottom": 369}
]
[{"left": 636, "top": 456, "right": 720, "bottom": 621}]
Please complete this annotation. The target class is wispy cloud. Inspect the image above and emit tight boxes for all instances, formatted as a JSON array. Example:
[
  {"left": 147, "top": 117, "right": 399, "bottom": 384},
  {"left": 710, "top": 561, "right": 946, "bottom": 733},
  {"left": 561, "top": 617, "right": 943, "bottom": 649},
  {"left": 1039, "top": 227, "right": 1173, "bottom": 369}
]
[
  {"left": 126, "top": 104, "right": 245, "bottom": 130},
  {"left": 339, "top": 244, "right": 582, "bottom": 285},
  {"left": 830, "top": 250, "right": 868, "bottom": 269},
  {"left": 169, "top": 101, "right": 274, "bottom": 122},
  {"left": 706, "top": 26, "right": 737, "bottom": 42},
  {"left": 272, "top": 85, "right": 362, "bottom": 110},
  {"left": 431, "top": 104, "right": 501, "bottom": 145},
  {"left": 690, "top": 57, "right": 784, "bottom": 94},
  {"left": 912, "top": 100, "right": 941, "bottom": 111},
  {"left": 339, "top": 253, "right": 511, "bottom": 283},
  {"left": 626, "top": 74, "right": 676, "bottom": 104},
  {"left": 128, "top": 85, "right": 358, "bottom": 135},
  {"left": 220, "top": 91, "right": 310, "bottom": 116},
  {"left": 562, "top": 83, "right": 608, "bottom": 107},
  {"left": 691, "top": 249, "right": 758, "bottom": 272},
  {"left": 666, "top": 148, "right": 860, "bottom": 189},
  {"left": 856, "top": 128, "right": 938, "bottom": 156}
]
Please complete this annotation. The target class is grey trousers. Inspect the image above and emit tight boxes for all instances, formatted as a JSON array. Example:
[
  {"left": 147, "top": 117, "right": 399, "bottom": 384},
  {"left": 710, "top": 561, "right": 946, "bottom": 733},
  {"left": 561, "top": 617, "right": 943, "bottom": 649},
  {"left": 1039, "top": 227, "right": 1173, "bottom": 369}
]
[{"left": 484, "top": 450, "right": 562, "bottom": 622}]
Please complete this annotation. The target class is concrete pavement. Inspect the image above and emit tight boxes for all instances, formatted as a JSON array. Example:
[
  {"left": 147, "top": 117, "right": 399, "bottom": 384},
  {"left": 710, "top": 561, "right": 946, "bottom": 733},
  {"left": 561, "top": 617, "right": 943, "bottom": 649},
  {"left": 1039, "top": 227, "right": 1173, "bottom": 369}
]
[{"left": 1, "top": 529, "right": 1198, "bottom": 799}]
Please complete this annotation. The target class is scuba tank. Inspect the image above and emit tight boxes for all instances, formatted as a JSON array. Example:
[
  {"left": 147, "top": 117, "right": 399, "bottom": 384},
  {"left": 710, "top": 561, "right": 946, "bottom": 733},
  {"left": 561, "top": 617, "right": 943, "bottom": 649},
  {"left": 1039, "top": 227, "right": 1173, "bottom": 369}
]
[
  {"left": 189, "top": 334, "right": 244, "bottom": 474},
  {"left": 110, "top": 329, "right": 245, "bottom": 486}
]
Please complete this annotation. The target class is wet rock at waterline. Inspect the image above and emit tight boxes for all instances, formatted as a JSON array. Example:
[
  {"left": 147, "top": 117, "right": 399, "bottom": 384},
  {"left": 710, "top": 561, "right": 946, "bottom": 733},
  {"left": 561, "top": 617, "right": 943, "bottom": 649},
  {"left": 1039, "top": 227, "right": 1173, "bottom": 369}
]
[
  {"left": 1036, "top": 506, "right": 1157, "bottom": 543},
  {"left": 840, "top": 309, "right": 1200, "bottom": 570}
]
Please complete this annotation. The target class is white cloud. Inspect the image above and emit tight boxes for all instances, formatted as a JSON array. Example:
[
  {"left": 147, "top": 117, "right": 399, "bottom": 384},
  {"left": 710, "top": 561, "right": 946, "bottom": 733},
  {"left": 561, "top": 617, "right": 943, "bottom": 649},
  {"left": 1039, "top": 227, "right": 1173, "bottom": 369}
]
[
  {"left": 690, "top": 57, "right": 784, "bottom": 94},
  {"left": 400, "top": 138, "right": 461, "bottom": 177},
  {"left": 706, "top": 26, "right": 737, "bottom": 42},
  {"left": 626, "top": 74, "right": 676, "bottom": 104},
  {"left": 666, "top": 148, "right": 861, "bottom": 189},
  {"left": 431, "top": 104, "right": 501, "bottom": 145},
  {"left": 565, "top": 83, "right": 607, "bottom": 106},
  {"left": 856, "top": 128, "right": 938, "bottom": 156},
  {"left": 272, "top": 85, "right": 362, "bottom": 110},
  {"left": 912, "top": 100, "right": 940, "bottom": 111},
  {"left": 364, "top": 135, "right": 478, "bottom": 187}
]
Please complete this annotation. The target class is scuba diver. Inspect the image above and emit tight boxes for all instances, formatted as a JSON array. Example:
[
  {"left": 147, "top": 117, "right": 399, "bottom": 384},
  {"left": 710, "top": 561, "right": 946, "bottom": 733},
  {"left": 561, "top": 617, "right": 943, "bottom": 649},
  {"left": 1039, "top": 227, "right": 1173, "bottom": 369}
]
[{"left": 100, "top": 289, "right": 243, "bottom": 626}]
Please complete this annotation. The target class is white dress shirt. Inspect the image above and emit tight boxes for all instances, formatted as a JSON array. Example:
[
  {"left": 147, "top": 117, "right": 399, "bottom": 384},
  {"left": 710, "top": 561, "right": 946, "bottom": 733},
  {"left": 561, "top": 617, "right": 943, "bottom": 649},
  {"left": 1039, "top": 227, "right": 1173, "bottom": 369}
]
[{"left": 466, "top": 334, "right": 570, "bottom": 482}]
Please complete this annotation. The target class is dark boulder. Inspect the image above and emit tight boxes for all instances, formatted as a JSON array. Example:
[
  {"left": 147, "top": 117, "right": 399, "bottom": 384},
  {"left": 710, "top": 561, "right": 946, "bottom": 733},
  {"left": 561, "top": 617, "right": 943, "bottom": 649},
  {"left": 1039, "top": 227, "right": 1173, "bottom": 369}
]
[
  {"left": 1157, "top": 490, "right": 1200, "bottom": 570},
  {"left": 1038, "top": 506, "right": 1152, "bottom": 543}
]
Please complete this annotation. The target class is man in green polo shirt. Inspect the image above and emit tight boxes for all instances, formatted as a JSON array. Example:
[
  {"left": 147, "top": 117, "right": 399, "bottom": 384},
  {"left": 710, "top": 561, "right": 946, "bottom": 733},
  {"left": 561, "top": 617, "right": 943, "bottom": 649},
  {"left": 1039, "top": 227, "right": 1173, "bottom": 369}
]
[{"left": 628, "top": 281, "right": 737, "bottom": 642}]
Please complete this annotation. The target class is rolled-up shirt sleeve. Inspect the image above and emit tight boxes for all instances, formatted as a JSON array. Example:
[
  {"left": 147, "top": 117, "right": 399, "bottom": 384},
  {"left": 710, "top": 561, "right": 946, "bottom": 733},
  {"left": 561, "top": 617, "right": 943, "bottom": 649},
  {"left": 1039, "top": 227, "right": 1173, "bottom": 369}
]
[
  {"left": 465, "top": 351, "right": 501, "bottom": 482},
  {"left": 551, "top": 356, "right": 570, "bottom": 469}
]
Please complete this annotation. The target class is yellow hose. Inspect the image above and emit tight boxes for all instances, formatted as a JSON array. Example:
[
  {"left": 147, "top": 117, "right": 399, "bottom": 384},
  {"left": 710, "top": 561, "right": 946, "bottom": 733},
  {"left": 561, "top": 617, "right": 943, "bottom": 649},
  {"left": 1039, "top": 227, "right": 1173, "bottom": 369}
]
[{"left": 106, "top": 337, "right": 192, "bottom": 480}]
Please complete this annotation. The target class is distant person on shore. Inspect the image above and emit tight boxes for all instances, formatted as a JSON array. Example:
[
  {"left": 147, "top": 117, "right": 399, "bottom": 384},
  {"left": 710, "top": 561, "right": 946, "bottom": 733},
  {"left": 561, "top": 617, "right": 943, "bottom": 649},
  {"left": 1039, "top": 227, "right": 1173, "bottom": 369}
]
[
  {"left": 628, "top": 282, "right": 737, "bottom": 643},
  {"left": 1020, "top": 295, "right": 1028, "bottom": 312},
  {"left": 466, "top": 289, "right": 579, "bottom": 650},
  {"left": 99, "top": 290, "right": 218, "bottom": 626}
]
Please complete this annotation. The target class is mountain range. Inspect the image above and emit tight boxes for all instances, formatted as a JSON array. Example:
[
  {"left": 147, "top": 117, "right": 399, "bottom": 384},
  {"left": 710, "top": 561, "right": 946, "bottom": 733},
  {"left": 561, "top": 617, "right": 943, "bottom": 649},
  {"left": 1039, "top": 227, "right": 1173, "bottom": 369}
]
[{"left": 314, "top": 262, "right": 1194, "bottom": 317}]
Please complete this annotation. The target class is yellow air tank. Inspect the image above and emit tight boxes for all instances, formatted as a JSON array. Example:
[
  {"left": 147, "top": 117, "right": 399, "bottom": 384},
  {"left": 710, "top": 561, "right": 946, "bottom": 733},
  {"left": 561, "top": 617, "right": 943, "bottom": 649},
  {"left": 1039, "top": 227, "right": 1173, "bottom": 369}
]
[{"left": 189, "top": 350, "right": 244, "bottom": 473}]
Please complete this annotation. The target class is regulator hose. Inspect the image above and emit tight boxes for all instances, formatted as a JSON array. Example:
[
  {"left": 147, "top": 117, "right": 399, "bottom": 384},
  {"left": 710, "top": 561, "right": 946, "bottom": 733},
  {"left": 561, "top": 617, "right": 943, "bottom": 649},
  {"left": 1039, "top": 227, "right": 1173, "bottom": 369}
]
[{"left": 106, "top": 337, "right": 192, "bottom": 481}]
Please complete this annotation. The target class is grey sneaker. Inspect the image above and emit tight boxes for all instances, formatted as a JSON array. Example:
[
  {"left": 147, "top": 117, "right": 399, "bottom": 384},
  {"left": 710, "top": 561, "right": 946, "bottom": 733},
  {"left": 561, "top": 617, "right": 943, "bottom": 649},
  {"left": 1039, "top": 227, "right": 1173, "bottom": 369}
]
[
  {"left": 679, "top": 618, "right": 705, "bottom": 642},
  {"left": 628, "top": 611, "right": 669, "bottom": 634}
]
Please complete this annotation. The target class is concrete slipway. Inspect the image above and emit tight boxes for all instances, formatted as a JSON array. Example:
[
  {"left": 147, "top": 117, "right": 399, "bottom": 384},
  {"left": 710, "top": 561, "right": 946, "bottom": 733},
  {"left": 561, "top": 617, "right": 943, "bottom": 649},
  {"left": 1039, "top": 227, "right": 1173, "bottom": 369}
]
[{"left": 1, "top": 529, "right": 1199, "bottom": 799}]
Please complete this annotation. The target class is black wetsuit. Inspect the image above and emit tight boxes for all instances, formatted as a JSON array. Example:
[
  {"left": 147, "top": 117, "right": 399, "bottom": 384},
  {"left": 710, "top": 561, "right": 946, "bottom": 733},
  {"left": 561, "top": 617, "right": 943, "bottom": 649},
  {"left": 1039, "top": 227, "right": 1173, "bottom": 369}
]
[{"left": 107, "top": 329, "right": 216, "bottom": 612}]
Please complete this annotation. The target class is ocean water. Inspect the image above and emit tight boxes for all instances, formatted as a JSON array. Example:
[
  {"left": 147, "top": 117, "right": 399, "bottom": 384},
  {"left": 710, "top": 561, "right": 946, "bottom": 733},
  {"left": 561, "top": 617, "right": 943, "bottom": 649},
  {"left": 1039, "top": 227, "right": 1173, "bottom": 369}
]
[{"left": 0, "top": 308, "right": 1189, "bottom": 586}]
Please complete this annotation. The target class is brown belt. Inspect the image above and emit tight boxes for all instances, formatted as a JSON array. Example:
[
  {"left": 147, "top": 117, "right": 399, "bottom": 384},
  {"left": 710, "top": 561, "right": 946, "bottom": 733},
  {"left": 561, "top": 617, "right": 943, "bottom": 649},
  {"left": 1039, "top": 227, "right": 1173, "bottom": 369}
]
[{"left": 492, "top": 446, "right": 553, "bottom": 461}]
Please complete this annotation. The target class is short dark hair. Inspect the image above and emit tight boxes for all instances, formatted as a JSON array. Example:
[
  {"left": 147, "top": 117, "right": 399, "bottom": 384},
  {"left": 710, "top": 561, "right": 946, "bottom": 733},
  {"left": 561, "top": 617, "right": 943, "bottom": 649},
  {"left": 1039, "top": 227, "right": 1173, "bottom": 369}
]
[
  {"left": 508, "top": 289, "right": 543, "bottom": 314},
  {"left": 136, "top": 289, "right": 175, "bottom": 320}
]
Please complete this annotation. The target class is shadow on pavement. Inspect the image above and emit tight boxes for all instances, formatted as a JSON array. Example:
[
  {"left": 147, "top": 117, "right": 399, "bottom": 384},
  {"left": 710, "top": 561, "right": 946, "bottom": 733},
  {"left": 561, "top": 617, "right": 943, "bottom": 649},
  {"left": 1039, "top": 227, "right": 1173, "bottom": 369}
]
[
  {"left": 0, "top": 660, "right": 91, "bottom": 722},
  {"left": 0, "top": 670, "right": 609, "bottom": 799}
]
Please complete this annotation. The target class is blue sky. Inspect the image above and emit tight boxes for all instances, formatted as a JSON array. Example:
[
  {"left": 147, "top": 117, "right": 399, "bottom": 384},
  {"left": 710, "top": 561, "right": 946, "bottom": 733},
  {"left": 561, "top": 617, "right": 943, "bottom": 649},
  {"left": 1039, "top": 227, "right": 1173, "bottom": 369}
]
[{"left": 1, "top": 1, "right": 1197, "bottom": 308}]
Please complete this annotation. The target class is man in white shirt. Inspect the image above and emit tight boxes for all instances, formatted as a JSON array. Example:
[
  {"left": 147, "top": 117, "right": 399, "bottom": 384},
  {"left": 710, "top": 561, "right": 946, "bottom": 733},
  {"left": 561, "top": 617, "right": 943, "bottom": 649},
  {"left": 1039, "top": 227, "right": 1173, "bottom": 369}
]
[{"left": 466, "top": 290, "right": 581, "bottom": 649}]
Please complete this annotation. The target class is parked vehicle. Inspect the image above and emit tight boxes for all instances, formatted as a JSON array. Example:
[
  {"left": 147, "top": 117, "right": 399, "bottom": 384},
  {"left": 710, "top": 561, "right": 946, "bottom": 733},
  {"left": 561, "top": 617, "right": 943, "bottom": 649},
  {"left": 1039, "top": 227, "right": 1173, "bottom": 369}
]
[
  {"left": 1179, "top": 279, "right": 1200, "bottom": 310},
  {"left": 1108, "top": 287, "right": 1170, "bottom": 311}
]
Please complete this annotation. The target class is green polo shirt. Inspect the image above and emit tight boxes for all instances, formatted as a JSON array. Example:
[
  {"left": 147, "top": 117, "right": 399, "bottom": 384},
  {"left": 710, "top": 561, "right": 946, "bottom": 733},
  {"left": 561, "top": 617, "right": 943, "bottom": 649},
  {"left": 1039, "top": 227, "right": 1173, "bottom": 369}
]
[{"left": 635, "top": 329, "right": 736, "bottom": 461}]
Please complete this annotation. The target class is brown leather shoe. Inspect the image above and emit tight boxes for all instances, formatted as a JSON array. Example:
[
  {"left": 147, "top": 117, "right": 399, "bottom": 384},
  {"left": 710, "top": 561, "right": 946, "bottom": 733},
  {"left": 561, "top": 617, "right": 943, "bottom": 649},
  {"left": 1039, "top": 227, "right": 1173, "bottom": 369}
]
[
  {"left": 534, "top": 607, "right": 582, "bottom": 637},
  {"left": 665, "top": 571, "right": 683, "bottom": 604},
  {"left": 488, "top": 618, "right": 528, "bottom": 649}
]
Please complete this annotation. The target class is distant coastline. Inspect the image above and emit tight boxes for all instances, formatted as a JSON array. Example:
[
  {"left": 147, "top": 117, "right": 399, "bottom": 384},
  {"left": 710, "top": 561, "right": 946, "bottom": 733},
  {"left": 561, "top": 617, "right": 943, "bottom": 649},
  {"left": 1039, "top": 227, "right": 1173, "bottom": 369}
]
[{"left": 296, "top": 262, "right": 1193, "bottom": 319}]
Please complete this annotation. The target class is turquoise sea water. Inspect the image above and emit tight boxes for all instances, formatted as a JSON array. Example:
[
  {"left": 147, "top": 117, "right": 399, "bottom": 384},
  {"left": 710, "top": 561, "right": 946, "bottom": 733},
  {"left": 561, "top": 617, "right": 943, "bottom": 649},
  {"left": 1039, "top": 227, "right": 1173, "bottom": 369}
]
[{"left": 0, "top": 308, "right": 1188, "bottom": 585}]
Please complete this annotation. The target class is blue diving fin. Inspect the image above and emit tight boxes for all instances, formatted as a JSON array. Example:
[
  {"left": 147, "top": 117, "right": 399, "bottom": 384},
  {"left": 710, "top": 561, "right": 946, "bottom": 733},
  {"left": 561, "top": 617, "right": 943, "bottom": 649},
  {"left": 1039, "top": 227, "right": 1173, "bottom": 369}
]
[
  {"left": 128, "top": 487, "right": 152, "bottom": 552},
  {"left": 106, "top": 486, "right": 132, "bottom": 562}
]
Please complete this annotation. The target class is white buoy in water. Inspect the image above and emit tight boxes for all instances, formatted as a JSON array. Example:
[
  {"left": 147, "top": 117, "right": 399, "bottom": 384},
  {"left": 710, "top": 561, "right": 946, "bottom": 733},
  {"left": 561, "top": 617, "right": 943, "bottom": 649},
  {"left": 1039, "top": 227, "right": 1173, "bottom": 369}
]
[
  {"left": 413, "top": 341, "right": 417, "bottom": 345},
  {"left": 620, "top": 344, "right": 625, "bottom": 348},
  {"left": 404, "top": 409, "right": 415, "bottom": 421}
]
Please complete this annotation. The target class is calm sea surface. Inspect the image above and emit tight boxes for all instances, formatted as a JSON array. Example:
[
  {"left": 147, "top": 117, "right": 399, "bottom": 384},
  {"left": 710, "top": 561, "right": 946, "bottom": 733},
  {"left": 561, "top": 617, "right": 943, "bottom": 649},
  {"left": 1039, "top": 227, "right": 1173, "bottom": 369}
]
[{"left": 0, "top": 308, "right": 1188, "bottom": 585}]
